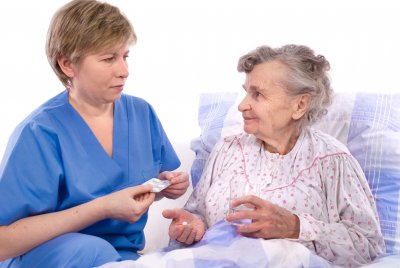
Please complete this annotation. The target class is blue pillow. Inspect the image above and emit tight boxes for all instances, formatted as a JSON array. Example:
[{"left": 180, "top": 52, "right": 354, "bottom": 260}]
[
  {"left": 190, "top": 92, "right": 239, "bottom": 188},
  {"left": 346, "top": 93, "right": 400, "bottom": 254}
]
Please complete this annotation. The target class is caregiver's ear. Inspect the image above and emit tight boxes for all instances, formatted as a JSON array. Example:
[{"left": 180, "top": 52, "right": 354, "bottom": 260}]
[
  {"left": 292, "top": 94, "right": 311, "bottom": 120},
  {"left": 57, "top": 56, "right": 75, "bottom": 78}
]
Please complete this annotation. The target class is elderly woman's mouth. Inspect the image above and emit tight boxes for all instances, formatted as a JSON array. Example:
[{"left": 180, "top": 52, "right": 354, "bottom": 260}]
[{"left": 243, "top": 116, "right": 256, "bottom": 122}]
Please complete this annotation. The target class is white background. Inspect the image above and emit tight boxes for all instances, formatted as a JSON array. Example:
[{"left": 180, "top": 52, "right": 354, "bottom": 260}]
[{"left": 0, "top": 0, "right": 399, "bottom": 156}]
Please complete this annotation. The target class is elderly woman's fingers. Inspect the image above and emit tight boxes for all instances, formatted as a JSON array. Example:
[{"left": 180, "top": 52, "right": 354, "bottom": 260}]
[
  {"left": 169, "top": 224, "right": 185, "bottom": 241},
  {"left": 184, "top": 228, "right": 197, "bottom": 245},
  {"left": 236, "top": 221, "right": 264, "bottom": 234},
  {"left": 226, "top": 209, "right": 252, "bottom": 223},
  {"left": 239, "top": 231, "right": 264, "bottom": 239},
  {"left": 235, "top": 221, "right": 277, "bottom": 239},
  {"left": 234, "top": 206, "right": 300, "bottom": 239},
  {"left": 231, "top": 194, "right": 269, "bottom": 210},
  {"left": 195, "top": 231, "right": 203, "bottom": 242},
  {"left": 176, "top": 224, "right": 193, "bottom": 243}
]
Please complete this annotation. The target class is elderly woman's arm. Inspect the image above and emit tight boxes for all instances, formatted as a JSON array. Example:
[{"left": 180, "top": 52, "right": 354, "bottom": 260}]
[
  {"left": 296, "top": 154, "right": 385, "bottom": 266},
  {"left": 161, "top": 173, "right": 209, "bottom": 245},
  {"left": 227, "top": 153, "right": 385, "bottom": 267},
  {"left": 162, "top": 139, "right": 230, "bottom": 245}
]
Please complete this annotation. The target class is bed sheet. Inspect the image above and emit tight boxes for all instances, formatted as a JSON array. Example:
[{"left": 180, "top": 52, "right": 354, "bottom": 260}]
[
  {"left": 98, "top": 220, "right": 400, "bottom": 268},
  {"left": 97, "top": 220, "right": 336, "bottom": 268}
]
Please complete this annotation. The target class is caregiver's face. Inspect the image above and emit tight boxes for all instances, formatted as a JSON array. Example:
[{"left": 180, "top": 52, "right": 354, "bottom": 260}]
[
  {"left": 238, "top": 60, "right": 298, "bottom": 142},
  {"left": 66, "top": 43, "right": 131, "bottom": 105}
]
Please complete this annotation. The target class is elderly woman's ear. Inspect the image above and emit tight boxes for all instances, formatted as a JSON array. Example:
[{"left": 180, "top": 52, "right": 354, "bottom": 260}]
[{"left": 291, "top": 94, "right": 310, "bottom": 120}]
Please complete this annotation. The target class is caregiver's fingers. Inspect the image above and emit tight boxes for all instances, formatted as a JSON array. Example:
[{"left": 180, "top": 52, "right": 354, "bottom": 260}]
[
  {"left": 142, "top": 193, "right": 156, "bottom": 205},
  {"left": 159, "top": 171, "right": 189, "bottom": 186},
  {"left": 134, "top": 192, "right": 155, "bottom": 202},
  {"left": 164, "top": 183, "right": 188, "bottom": 192},
  {"left": 171, "top": 173, "right": 189, "bottom": 188},
  {"left": 129, "top": 184, "right": 153, "bottom": 196},
  {"left": 162, "top": 188, "right": 186, "bottom": 196}
]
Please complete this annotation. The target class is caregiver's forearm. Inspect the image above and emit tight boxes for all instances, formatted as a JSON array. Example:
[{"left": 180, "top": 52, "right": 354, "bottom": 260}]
[{"left": 0, "top": 198, "right": 106, "bottom": 261}]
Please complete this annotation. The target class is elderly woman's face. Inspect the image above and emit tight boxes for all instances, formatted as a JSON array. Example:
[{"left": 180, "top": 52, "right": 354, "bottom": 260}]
[{"left": 238, "top": 60, "right": 301, "bottom": 143}]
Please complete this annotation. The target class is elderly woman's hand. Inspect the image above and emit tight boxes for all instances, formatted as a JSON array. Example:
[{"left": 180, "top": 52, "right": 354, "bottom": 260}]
[
  {"left": 225, "top": 195, "right": 300, "bottom": 239},
  {"left": 162, "top": 208, "right": 205, "bottom": 245},
  {"left": 159, "top": 171, "right": 189, "bottom": 199}
]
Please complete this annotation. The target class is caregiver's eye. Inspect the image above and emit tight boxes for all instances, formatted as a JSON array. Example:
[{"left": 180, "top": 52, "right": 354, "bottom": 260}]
[{"left": 103, "top": 57, "right": 115, "bottom": 63}]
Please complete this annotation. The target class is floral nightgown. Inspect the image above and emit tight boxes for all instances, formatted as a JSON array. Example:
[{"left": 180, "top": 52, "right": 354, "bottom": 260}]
[{"left": 184, "top": 127, "right": 385, "bottom": 267}]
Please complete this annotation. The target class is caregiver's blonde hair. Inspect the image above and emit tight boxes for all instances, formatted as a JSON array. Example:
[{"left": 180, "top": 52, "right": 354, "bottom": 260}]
[{"left": 46, "top": 0, "right": 136, "bottom": 87}]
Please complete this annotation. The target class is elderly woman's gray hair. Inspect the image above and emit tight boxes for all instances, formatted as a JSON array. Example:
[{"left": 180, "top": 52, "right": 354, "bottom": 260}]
[{"left": 237, "top": 44, "right": 333, "bottom": 128}]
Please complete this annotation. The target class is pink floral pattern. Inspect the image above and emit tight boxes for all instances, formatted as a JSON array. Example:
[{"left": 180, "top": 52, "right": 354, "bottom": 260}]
[{"left": 184, "top": 128, "right": 385, "bottom": 267}]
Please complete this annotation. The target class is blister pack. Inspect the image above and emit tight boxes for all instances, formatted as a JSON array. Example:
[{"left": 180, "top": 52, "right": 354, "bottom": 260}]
[{"left": 143, "top": 178, "right": 171, "bottom": 192}]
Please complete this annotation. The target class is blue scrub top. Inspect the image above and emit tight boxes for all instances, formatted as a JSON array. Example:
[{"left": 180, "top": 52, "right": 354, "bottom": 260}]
[{"left": 0, "top": 90, "right": 181, "bottom": 252}]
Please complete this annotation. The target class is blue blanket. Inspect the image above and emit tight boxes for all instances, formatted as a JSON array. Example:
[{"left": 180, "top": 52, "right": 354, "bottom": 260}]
[{"left": 98, "top": 220, "right": 334, "bottom": 268}]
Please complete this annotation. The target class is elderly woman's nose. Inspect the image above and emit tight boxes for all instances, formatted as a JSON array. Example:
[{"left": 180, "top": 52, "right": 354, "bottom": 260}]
[{"left": 238, "top": 100, "right": 251, "bottom": 112}]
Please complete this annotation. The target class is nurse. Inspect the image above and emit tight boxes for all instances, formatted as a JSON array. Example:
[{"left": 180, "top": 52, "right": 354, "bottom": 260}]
[{"left": 0, "top": 0, "right": 189, "bottom": 267}]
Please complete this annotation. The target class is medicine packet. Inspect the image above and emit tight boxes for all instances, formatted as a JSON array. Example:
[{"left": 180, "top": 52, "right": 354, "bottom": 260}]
[{"left": 143, "top": 178, "right": 171, "bottom": 193}]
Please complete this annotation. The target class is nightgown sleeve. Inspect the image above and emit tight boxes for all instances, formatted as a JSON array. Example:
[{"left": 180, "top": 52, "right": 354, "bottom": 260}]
[
  {"left": 184, "top": 138, "right": 228, "bottom": 228},
  {"left": 297, "top": 153, "right": 385, "bottom": 267}
]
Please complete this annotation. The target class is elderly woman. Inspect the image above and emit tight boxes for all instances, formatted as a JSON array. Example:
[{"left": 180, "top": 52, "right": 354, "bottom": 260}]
[
  {"left": 163, "top": 44, "right": 385, "bottom": 267},
  {"left": 0, "top": 0, "right": 189, "bottom": 267}
]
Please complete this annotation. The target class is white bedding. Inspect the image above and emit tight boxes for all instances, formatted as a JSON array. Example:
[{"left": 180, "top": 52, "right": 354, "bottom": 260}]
[
  {"left": 98, "top": 220, "right": 336, "bottom": 268},
  {"left": 98, "top": 220, "right": 400, "bottom": 268}
]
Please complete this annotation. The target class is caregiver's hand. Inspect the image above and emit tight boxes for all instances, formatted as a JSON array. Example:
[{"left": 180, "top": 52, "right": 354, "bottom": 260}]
[
  {"left": 159, "top": 171, "right": 189, "bottom": 199},
  {"left": 162, "top": 208, "right": 205, "bottom": 245},
  {"left": 225, "top": 195, "right": 300, "bottom": 239},
  {"left": 100, "top": 184, "right": 155, "bottom": 223}
]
